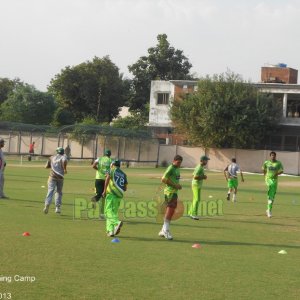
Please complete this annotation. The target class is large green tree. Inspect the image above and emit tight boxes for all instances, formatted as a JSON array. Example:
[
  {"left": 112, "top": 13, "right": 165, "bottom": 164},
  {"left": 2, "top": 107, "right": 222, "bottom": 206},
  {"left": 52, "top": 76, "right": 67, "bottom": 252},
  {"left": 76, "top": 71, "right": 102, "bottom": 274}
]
[
  {"left": 0, "top": 84, "right": 56, "bottom": 125},
  {"left": 171, "top": 72, "right": 282, "bottom": 148},
  {"left": 128, "top": 34, "right": 193, "bottom": 113},
  {"left": 49, "top": 56, "right": 127, "bottom": 124},
  {"left": 0, "top": 77, "right": 23, "bottom": 105}
]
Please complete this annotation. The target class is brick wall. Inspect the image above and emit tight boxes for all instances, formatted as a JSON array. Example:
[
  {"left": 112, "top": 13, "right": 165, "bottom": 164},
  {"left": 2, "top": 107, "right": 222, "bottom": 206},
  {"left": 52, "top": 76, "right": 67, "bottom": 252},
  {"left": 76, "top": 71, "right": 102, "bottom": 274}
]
[{"left": 261, "top": 67, "right": 298, "bottom": 84}]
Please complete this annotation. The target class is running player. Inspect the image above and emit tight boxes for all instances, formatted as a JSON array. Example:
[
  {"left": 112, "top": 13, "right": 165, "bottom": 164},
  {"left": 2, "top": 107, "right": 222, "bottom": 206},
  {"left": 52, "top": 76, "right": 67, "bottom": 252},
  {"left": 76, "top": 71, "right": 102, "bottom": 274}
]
[
  {"left": 262, "top": 151, "right": 283, "bottom": 218},
  {"left": 224, "top": 158, "right": 244, "bottom": 203},
  {"left": 189, "top": 155, "right": 210, "bottom": 220}
]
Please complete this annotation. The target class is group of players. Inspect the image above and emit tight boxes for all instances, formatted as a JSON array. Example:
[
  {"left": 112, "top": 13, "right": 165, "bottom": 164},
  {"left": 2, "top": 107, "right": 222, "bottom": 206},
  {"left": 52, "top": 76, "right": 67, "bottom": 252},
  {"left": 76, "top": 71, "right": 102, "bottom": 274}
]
[
  {"left": 1, "top": 139, "right": 283, "bottom": 241},
  {"left": 42, "top": 147, "right": 127, "bottom": 237},
  {"left": 157, "top": 151, "right": 283, "bottom": 240},
  {"left": 42, "top": 147, "right": 283, "bottom": 240}
]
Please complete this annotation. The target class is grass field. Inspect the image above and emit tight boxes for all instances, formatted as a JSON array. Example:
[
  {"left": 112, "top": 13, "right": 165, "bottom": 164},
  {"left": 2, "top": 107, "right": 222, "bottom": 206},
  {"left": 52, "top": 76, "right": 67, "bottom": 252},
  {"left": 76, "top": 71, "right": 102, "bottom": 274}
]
[{"left": 0, "top": 158, "right": 300, "bottom": 300}]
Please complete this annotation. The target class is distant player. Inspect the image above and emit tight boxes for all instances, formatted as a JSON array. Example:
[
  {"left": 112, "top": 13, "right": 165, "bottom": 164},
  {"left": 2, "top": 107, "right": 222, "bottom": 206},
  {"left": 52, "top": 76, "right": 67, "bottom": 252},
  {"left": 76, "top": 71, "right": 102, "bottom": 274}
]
[
  {"left": 189, "top": 155, "right": 210, "bottom": 220},
  {"left": 102, "top": 160, "right": 128, "bottom": 237},
  {"left": 158, "top": 155, "right": 183, "bottom": 240},
  {"left": 43, "top": 147, "right": 68, "bottom": 214},
  {"left": 224, "top": 158, "right": 244, "bottom": 203},
  {"left": 0, "top": 138, "right": 8, "bottom": 199},
  {"left": 262, "top": 151, "right": 283, "bottom": 218},
  {"left": 92, "top": 149, "right": 112, "bottom": 218}
]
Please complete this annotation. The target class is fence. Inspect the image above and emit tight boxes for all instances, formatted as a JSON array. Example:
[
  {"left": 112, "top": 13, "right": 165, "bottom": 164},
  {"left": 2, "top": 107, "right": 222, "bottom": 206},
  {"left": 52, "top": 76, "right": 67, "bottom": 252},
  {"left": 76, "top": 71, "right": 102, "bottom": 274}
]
[{"left": 0, "top": 131, "right": 160, "bottom": 164}]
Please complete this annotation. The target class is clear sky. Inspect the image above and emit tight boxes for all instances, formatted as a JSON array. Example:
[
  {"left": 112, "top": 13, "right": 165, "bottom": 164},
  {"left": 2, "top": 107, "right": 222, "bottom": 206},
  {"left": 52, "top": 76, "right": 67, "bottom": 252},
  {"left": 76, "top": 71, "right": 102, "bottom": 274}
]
[{"left": 1, "top": 0, "right": 299, "bottom": 91}]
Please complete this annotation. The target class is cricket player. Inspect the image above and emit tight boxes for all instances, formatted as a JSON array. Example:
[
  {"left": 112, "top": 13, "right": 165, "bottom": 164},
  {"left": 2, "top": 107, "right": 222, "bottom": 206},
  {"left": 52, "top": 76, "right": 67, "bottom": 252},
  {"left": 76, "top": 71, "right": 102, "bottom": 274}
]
[
  {"left": 158, "top": 155, "right": 183, "bottom": 240},
  {"left": 224, "top": 158, "right": 244, "bottom": 203},
  {"left": 0, "top": 138, "right": 8, "bottom": 199},
  {"left": 102, "top": 160, "right": 127, "bottom": 237},
  {"left": 43, "top": 147, "right": 68, "bottom": 214},
  {"left": 92, "top": 149, "right": 112, "bottom": 218},
  {"left": 189, "top": 155, "right": 210, "bottom": 220},
  {"left": 262, "top": 151, "right": 283, "bottom": 218}
]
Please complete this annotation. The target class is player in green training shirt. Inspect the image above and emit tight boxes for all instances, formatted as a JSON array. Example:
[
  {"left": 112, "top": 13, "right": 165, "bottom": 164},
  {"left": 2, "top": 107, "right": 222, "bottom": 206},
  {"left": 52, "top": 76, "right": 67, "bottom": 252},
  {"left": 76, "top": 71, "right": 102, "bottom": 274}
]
[
  {"left": 102, "top": 160, "right": 128, "bottom": 237},
  {"left": 92, "top": 149, "right": 112, "bottom": 218},
  {"left": 189, "top": 155, "right": 210, "bottom": 220},
  {"left": 158, "top": 155, "right": 183, "bottom": 240},
  {"left": 262, "top": 151, "right": 283, "bottom": 218}
]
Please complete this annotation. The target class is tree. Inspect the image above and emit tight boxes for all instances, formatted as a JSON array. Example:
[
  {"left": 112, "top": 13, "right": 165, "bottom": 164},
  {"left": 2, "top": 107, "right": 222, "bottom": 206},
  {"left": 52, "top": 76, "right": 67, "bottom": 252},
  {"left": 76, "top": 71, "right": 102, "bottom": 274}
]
[
  {"left": 0, "top": 84, "right": 56, "bottom": 125},
  {"left": 0, "top": 77, "right": 23, "bottom": 105},
  {"left": 128, "top": 34, "right": 193, "bottom": 113},
  {"left": 171, "top": 72, "right": 282, "bottom": 148},
  {"left": 49, "top": 56, "right": 128, "bottom": 124},
  {"left": 112, "top": 111, "right": 148, "bottom": 130}
]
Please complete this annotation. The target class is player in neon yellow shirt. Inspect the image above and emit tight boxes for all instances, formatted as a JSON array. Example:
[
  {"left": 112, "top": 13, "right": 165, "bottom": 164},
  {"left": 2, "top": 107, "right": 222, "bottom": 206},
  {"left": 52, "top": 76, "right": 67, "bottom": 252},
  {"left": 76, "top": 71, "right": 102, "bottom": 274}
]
[
  {"left": 262, "top": 151, "right": 283, "bottom": 218},
  {"left": 92, "top": 149, "right": 112, "bottom": 217},
  {"left": 189, "top": 155, "right": 210, "bottom": 220},
  {"left": 158, "top": 155, "right": 183, "bottom": 240}
]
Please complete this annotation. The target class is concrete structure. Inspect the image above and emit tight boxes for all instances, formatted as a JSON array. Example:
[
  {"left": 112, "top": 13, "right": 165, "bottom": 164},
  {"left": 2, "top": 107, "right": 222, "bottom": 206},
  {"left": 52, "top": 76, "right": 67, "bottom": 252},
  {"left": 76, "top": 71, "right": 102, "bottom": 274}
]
[
  {"left": 148, "top": 70, "right": 300, "bottom": 150},
  {"left": 148, "top": 80, "right": 198, "bottom": 144},
  {"left": 261, "top": 65, "right": 298, "bottom": 84}
]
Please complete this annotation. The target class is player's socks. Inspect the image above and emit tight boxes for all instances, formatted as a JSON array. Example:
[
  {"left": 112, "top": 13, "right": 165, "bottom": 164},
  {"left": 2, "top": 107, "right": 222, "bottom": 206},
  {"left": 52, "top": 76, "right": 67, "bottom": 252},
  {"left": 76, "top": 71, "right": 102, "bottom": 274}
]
[
  {"left": 267, "top": 199, "right": 273, "bottom": 211},
  {"left": 163, "top": 219, "right": 170, "bottom": 231},
  {"left": 232, "top": 193, "right": 237, "bottom": 202}
]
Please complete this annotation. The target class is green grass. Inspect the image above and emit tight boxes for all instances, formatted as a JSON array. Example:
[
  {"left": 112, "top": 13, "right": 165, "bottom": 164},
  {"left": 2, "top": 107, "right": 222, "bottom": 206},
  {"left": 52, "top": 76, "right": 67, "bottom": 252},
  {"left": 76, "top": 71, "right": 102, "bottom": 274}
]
[{"left": 1, "top": 159, "right": 300, "bottom": 299}]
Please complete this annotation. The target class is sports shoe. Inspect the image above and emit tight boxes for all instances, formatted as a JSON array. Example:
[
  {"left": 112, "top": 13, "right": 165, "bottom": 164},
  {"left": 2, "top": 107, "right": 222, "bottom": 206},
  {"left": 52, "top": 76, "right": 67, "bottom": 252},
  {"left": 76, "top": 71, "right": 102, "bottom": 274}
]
[
  {"left": 158, "top": 229, "right": 173, "bottom": 240},
  {"left": 55, "top": 206, "right": 61, "bottom": 214},
  {"left": 226, "top": 194, "right": 230, "bottom": 201},
  {"left": 107, "top": 231, "right": 114, "bottom": 237},
  {"left": 43, "top": 204, "right": 49, "bottom": 214},
  {"left": 189, "top": 215, "right": 200, "bottom": 220},
  {"left": 0, "top": 195, "right": 9, "bottom": 199},
  {"left": 99, "top": 214, "right": 106, "bottom": 220},
  {"left": 114, "top": 221, "right": 123, "bottom": 236},
  {"left": 266, "top": 210, "right": 272, "bottom": 218}
]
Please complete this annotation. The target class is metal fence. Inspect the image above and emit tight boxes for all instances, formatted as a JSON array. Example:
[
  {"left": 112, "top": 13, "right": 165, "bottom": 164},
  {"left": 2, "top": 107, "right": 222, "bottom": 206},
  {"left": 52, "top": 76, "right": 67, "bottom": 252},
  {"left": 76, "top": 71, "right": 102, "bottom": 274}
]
[{"left": 0, "top": 129, "right": 160, "bottom": 164}]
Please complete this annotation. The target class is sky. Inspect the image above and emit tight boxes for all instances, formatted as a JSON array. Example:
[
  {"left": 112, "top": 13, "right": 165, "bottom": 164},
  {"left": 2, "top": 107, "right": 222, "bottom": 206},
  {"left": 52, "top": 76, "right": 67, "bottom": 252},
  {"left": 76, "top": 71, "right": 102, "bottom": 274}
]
[{"left": 1, "top": 0, "right": 300, "bottom": 91}]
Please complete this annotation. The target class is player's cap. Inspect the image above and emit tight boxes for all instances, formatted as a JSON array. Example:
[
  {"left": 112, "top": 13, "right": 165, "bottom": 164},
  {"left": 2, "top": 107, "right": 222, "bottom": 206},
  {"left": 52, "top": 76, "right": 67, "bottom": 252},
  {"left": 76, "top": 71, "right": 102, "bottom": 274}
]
[
  {"left": 200, "top": 155, "right": 210, "bottom": 161},
  {"left": 56, "top": 147, "right": 64, "bottom": 155},
  {"left": 0, "top": 138, "right": 5, "bottom": 143},
  {"left": 112, "top": 159, "right": 121, "bottom": 167},
  {"left": 104, "top": 149, "right": 111, "bottom": 156}
]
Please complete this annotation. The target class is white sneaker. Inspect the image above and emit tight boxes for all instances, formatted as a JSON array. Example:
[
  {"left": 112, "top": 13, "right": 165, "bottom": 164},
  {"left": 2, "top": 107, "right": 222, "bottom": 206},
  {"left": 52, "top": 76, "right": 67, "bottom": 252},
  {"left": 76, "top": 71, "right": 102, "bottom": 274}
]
[
  {"left": 189, "top": 215, "right": 200, "bottom": 220},
  {"left": 55, "top": 206, "right": 61, "bottom": 214},
  {"left": 43, "top": 204, "right": 49, "bottom": 214},
  {"left": 266, "top": 210, "right": 272, "bottom": 218},
  {"left": 158, "top": 229, "right": 173, "bottom": 240},
  {"left": 114, "top": 221, "right": 123, "bottom": 236},
  {"left": 107, "top": 231, "right": 114, "bottom": 237}
]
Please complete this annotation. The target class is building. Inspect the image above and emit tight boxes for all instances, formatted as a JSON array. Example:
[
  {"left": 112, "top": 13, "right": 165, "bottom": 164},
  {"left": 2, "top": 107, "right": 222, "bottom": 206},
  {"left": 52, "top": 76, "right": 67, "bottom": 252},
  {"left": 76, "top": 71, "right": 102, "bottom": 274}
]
[
  {"left": 148, "top": 80, "right": 198, "bottom": 144},
  {"left": 148, "top": 65, "right": 300, "bottom": 150}
]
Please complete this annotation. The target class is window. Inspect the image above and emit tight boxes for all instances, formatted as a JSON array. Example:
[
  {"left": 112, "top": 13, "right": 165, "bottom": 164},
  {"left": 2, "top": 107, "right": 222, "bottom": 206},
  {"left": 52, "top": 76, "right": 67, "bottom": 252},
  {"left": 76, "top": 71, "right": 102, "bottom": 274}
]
[{"left": 157, "top": 93, "right": 169, "bottom": 105}]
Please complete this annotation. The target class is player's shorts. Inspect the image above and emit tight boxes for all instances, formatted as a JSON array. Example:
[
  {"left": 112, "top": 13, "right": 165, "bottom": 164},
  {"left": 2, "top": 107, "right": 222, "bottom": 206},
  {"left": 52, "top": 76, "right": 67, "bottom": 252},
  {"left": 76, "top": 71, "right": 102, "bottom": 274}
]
[
  {"left": 164, "top": 193, "right": 178, "bottom": 208},
  {"left": 228, "top": 178, "right": 238, "bottom": 189}
]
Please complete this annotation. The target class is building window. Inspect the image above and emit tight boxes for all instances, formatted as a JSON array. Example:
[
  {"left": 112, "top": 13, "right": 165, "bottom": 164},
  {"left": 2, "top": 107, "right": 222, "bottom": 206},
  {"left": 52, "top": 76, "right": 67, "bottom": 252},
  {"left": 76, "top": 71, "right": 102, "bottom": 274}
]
[{"left": 157, "top": 93, "right": 169, "bottom": 105}]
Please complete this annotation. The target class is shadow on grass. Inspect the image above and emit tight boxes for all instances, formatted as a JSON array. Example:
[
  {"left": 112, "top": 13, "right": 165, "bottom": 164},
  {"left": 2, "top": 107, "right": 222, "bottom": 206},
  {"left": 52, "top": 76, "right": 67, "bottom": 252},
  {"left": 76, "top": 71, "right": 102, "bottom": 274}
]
[{"left": 119, "top": 235, "right": 300, "bottom": 249}]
